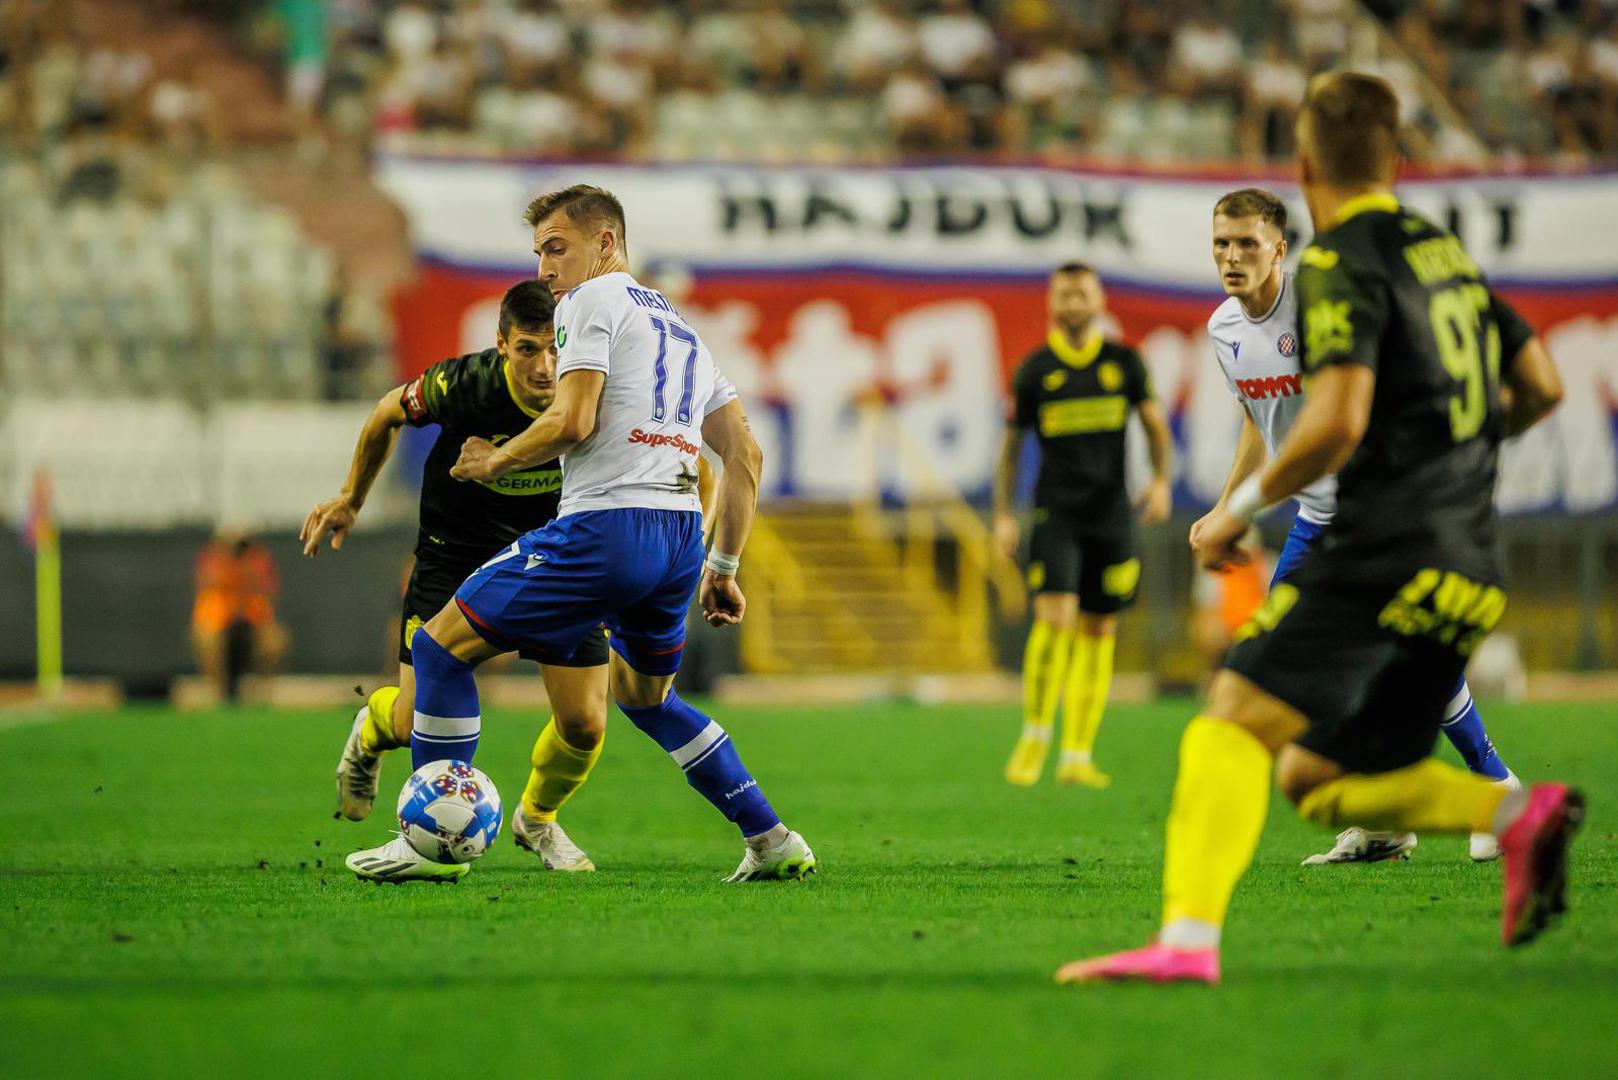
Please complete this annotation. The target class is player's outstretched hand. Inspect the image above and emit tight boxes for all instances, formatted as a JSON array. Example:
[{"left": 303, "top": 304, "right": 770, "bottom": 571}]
[
  {"left": 1192, "top": 506, "right": 1252, "bottom": 571},
  {"left": 700, "top": 570, "right": 746, "bottom": 627},
  {"left": 1188, "top": 508, "right": 1214, "bottom": 549},
  {"left": 451, "top": 436, "right": 502, "bottom": 482},
  {"left": 992, "top": 512, "right": 1020, "bottom": 560},
  {"left": 1136, "top": 477, "right": 1172, "bottom": 525},
  {"left": 301, "top": 495, "right": 357, "bottom": 557}
]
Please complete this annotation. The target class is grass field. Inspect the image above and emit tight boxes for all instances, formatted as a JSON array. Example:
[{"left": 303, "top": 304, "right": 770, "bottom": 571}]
[{"left": 3, "top": 697, "right": 1615, "bottom": 1078}]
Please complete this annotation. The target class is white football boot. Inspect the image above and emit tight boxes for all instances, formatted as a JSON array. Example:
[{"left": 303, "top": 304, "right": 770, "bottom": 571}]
[
  {"left": 345, "top": 835, "right": 469, "bottom": 883},
  {"left": 1469, "top": 772, "right": 1524, "bottom": 862},
  {"left": 1302, "top": 827, "right": 1418, "bottom": 865},
  {"left": 511, "top": 805, "right": 596, "bottom": 872},
  {"left": 724, "top": 828, "right": 817, "bottom": 882},
  {"left": 335, "top": 705, "right": 384, "bottom": 822}
]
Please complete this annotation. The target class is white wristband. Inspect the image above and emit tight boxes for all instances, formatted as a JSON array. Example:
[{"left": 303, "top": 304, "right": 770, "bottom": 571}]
[
  {"left": 1226, "top": 474, "right": 1271, "bottom": 523},
  {"left": 705, "top": 550, "right": 740, "bottom": 576}
]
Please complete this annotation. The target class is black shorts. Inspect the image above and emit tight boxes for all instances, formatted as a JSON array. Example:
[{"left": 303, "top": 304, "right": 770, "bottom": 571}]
[
  {"left": 1025, "top": 505, "right": 1139, "bottom": 615},
  {"left": 1223, "top": 556, "right": 1505, "bottom": 774},
  {"left": 399, "top": 548, "right": 610, "bottom": 668}
]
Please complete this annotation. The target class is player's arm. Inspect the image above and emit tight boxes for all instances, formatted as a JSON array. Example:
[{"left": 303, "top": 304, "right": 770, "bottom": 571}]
[
  {"left": 1491, "top": 292, "right": 1562, "bottom": 438},
  {"left": 991, "top": 426, "right": 1023, "bottom": 558},
  {"left": 451, "top": 370, "right": 605, "bottom": 481},
  {"left": 1191, "top": 408, "right": 1268, "bottom": 549},
  {"left": 1134, "top": 398, "right": 1174, "bottom": 524},
  {"left": 698, "top": 399, "right": 764, "bottom": 627},
  {"left": 697, "top": 455, "right": 718, "bottom": 542},
  {"left": 992, "top": 363, "right": 1037, "bottom": 558},
  {"left": 300, "top": 386, "right": 409, "bottom": 556},
  {"left": 1500, "top": 337, "right": 1562, "bottom": 436}
]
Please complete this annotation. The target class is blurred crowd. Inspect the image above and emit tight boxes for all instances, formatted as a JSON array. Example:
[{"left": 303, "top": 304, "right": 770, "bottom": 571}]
[
  {"left": 1368, "top": 0, "right": 1618, "bottom": 166},
  {"left": 258, "top": 0, "right": 1618, "bottom": 165},
  {"left": 3, "top": 0, "right": 1617, "bottom": 170}
]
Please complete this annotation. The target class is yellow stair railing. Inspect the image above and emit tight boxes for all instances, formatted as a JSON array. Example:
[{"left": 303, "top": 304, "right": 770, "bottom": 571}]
[{"left": 851, "top": 401, "right": 1026, "bottom": 668}]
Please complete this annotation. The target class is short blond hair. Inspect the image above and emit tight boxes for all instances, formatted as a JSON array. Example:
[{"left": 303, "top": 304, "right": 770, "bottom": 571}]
[{"left": 523, "top": 184, "right": 627, "bottom": 248}]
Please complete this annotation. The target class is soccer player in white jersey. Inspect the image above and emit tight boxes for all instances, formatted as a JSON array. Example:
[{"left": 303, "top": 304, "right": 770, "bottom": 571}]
[
  {"left": 1193, "top": 187, "right": 1521, "bottom": 866},
  {"left": 345, "top": 185, "right": 814, "bottom": 883}
]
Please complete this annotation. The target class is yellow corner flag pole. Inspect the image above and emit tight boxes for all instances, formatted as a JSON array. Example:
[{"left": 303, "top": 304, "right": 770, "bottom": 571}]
[{"left": 30, "top": 471, "right": 63, "bottom": 699}]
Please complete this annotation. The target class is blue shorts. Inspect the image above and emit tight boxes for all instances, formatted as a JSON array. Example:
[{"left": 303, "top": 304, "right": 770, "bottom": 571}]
[
  {"left": 453, "top": 508, "right": 702, "bottom": 676},
  {"left": 1271, "top": 515, "right": 1328, "bottom": 587}
]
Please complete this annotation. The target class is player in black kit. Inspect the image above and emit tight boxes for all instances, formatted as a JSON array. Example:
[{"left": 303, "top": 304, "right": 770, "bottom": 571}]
[
  {"left": 1059, "top": 73, "right": 1579, "bottom": 986},
  {"left": 995, "top": 262, "right": 1173, "bottom": 789},
  {"left": 304, "top": 280, "right": 607, "bottom": 873}
]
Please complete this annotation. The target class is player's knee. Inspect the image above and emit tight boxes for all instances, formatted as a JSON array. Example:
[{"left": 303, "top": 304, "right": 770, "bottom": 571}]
[
  {"left": 1079, "top": 613, "right": 1117, "bottom": 638},
  {"left": 554, "top": 702, "right": 607, "bottom": 749},
  {"left": 1275, "top": 745, "right": 1343, "bottom": 816},
  {"left": 1033, "top": 595, "right": 1079, "bottom": 631},
  {"left": 1205, "top": 671, "right": 1306, "bottom": 754}
]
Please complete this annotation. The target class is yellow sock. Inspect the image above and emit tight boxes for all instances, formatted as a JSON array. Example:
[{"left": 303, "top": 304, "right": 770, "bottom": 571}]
[
  {"left": 1038, "top": 628, "right": 1074, "bottom": 734},
  {"left": 1162, "top": 716, "right": 1274, "bottom": 929},
  {"left": 1019, "top": 621, "right": 1071, "bottom": 739},
  {"left": 1297, "top": 758, "right": 1508, "bottom": 834},
  {"left": 1020, "top": 621, "right": 1053, "bottom": 735},
  {"left": 359, "top": 686, "right": 402, "bottom": 754},
  {"left": 1060, "top": 630, "right": 1115, "bottom": 757},
  {"left": 521, "top": 717, "right": 602, "bottom": 822}
]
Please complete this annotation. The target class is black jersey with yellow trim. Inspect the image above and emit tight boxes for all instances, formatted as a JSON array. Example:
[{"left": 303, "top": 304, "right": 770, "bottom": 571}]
[
  {"left": 1009, "top": 329, "right": 1154, "bottom": 518},
  {"left": 402, "top": 348, "right": 564, "bottom": 560},
  {"left": 1295, "top": 193, "right": 1536, "bottom": 585}
]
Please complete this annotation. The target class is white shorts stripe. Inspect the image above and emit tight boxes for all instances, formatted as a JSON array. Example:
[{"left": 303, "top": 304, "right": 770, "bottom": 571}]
[
  {"left": 415, "top": 711, "right": 481, "bottom": 738},
  {"left": 1441, "top": 682, "right": 1473, "bottom": 725},
  {"left": 669, "top": 720, "right": 726, "bottom": 768}
]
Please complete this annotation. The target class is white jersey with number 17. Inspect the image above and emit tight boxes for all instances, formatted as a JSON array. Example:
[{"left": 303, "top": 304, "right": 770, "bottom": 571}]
[{"left": 552, "top": 271, "right": 737, "bottom": 517}]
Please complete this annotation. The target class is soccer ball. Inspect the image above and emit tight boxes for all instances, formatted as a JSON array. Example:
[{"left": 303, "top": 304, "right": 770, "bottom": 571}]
[{"left": 397, "top": 760, "right": 503, "bottom": 864}]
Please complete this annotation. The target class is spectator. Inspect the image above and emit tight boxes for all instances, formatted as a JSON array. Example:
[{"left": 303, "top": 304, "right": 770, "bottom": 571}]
[
  {"left": 192, "top": 529, "right": 289, "bottom": 704},
  {"left": 917, "top": 0, "right": 998, "bottom": 90}
]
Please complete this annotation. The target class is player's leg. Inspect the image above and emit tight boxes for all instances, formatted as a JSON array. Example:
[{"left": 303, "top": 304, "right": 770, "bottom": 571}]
[
  {"left": 335, "top": 658, "right": 411, "bottom": 822},
  {"left": 338, "top": 556, "right": 459, "bottom": 819},
  {"left": 1056, "top": 611, "right": 1116, "bottom": 787},
  {"left": 1055, "top": 670, "right": 1298, "bottom": 985},
  {"left": 1272, "top": 517, "right": 1418, "bottom": 865},
  {"left": 1006, "top": 510, "right": 1079, "bottom": 786},
  {"left": 1057, "top": 534, "right": 1137, "bottom": 788},
  {"left": 1438, "top": 675, "right": 1522, "bottom": 861},
  {"left": 511, "top": 644, "right": 609, "bottom": 872},
  {"left": 409, "top": 600, "right": 501, "bottom": 769},
  {"left": 612, "top": 651, "right": 813, "bottom": 881},
  {"left": 609, "top": 509, "right": 812, "bottom": 881},
  {"left": 1007, "top": 592, "right": 1076, "bottom": 785}
]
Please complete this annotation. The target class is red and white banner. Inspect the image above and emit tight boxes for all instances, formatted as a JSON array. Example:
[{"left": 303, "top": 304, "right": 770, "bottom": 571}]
[{"left": 378, "top": 158, "right": 1618, "bottom": 511}]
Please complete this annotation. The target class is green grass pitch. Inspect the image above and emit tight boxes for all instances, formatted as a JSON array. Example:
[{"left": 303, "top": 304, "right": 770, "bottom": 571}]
[{"left": 3, "top": 698, "right": 1615, "bottom": 1078}]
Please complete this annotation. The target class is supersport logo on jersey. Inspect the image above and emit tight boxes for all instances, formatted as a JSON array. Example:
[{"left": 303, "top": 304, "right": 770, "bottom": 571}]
[{"left": 627, "top": 428, "right": 701, "bottom": 456}]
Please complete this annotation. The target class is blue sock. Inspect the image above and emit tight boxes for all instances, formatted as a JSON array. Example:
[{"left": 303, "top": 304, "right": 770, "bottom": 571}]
[
  {"left": 618, "top": 691, "right": 781, "bottom": 837},
  {"left": 1440, "top": 677, "right": 1509, "bottom": 780},
  {"left": 409, "top": 628, "right": 481, "bottom": 769}
]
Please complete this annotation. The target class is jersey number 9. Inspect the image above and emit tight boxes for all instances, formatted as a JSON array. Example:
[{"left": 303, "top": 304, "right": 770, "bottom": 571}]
[{"left": 1427, "top": 283, "right": 1501, "bottom": 442}]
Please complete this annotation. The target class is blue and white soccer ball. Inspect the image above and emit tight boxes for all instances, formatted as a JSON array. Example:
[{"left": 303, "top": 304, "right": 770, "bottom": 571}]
[{"left": 397, "top": 760, "right": 503, "bottom": 864}]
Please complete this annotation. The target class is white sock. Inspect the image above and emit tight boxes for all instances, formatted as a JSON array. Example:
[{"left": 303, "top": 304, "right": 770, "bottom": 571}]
[
  {"left": 746, "top": 822, "right": 789, "bottom": 851},
  {"left": 1490, "top": 784, "right": 1532, "bottom": 838},
  {"left": 1160, "top": 917, "right": 1221, "bottom": 950}
]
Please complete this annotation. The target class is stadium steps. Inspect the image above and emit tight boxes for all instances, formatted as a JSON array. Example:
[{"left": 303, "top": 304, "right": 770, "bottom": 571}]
[{"left": 741, "top": 506, "right": 992, "bottom": 675}]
